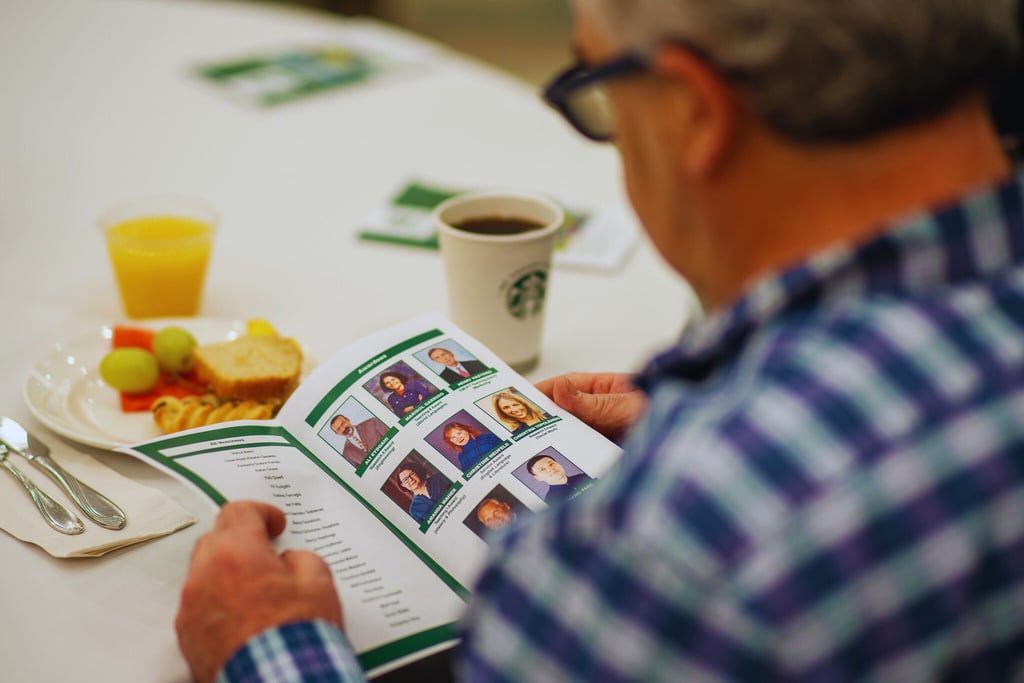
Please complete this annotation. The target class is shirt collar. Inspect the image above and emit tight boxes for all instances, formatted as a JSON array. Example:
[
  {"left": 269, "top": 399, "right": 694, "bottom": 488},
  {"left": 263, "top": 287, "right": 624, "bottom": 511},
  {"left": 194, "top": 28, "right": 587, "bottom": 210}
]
[{"left": 638, "top": 168, "right": 1024, "bottom": 387}]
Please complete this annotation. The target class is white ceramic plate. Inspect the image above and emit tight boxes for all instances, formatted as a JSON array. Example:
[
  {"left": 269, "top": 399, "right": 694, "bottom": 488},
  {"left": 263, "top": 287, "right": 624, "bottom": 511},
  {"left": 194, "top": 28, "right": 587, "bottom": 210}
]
[{"left": 24, "top": 318, "right": 283, "bottom": 450}]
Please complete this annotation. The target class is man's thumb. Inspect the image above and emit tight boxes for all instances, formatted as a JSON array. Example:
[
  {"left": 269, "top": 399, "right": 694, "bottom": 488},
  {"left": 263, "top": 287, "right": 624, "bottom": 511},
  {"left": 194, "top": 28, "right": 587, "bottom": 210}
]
[
  {"left": 553, "top": 377, "right": 637, "bottom": 439},
  {"left": 548, "top": 376, "right": 582, "bottom": 411}
]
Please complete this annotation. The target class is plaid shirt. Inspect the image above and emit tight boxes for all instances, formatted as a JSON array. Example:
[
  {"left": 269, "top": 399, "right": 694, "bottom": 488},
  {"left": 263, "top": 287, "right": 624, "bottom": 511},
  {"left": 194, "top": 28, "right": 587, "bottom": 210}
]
[
  {"left": 221, "top": 170, "right": 1024, "bottom": 682},
  {"left": 216, "top": 621, "right": 363, "bottom": 682}
]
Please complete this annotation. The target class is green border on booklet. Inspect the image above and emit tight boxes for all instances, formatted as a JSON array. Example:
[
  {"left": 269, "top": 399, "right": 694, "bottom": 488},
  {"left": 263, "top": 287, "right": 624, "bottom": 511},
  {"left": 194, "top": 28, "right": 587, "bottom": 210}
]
[
  {"left": 131, "top": 424, "right": 471, "bottom": 601},
  {"left": 450, "top": 367, "right": 497, "bottom": 389},
  {"left": 461, "top": 440, "right": 512, "bottom": 480},
  {"left": 357, "top": 623, "right": 459, "bottom": 672},
  {"left": 399, "top": 390, "right": 448, "bottom": 426},
  {"left": 306, "top": 329, "right": 446, "bottom": 426},
  {"left": 510, "top": 416, "right": 562, "bottom": 442},
  {"left": 355, "top": 426, "right": 400, "bottom": 476},
  {"left": 420, "top": 482, "right": 463, "bottom": 532}
]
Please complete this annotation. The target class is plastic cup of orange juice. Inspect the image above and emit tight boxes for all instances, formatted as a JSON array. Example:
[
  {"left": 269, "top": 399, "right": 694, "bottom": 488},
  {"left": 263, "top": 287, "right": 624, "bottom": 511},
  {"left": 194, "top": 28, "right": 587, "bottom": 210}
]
[{"left": 99, "top": 196, "right": 218, "bottom": 318}]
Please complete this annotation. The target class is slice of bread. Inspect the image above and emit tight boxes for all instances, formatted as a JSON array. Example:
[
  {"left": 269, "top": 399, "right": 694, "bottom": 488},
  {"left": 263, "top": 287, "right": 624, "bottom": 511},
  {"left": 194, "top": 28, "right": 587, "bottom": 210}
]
[{"left": 192, "top": 335, "right": 303, "bottom": 402}]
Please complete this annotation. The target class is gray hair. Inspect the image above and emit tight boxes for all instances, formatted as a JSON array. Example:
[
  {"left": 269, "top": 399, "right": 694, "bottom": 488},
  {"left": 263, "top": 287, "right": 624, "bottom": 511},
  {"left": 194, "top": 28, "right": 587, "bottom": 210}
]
[{"left": 582, "top": 0, "right": 1020, "bottom": 141}]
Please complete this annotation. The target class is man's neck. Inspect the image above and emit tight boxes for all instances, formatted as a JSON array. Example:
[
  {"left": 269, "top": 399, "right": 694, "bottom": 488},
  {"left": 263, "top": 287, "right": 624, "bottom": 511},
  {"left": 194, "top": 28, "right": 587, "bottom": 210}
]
[{"left": 701, "top": 96, "right": 1012, "bottom": 310}]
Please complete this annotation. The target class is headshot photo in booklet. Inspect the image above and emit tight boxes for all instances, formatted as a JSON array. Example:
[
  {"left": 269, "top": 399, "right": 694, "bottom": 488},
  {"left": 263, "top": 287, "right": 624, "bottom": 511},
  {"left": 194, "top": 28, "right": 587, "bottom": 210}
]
[
  {"left": 463, "top": 484, "right": 531, "bottom": 538},
  {"left": 425, "top": 409, "right": 505, "bottom": 472},
  {"left": 514, "top": 447, "right": 593, "bottom": 502},
  {"left": 416, "top": 340, "right": 489, "bottom": 385},
  {"left": 319, "top": 397, "right": 390, "bottom": 468},
  {"left": 363, "top": 360, "right": 438, "bottom": 417},
  {"left": 481, "top": 387, "right": 550, "bottom": 434},
  {"left": 383, "top": 451, "right": 453, "bottom": 525}
]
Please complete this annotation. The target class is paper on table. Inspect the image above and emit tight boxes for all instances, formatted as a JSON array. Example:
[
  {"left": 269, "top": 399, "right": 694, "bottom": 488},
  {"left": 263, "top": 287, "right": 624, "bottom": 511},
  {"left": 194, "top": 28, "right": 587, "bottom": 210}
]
[
  {"left": 0, "top": 444, "right": 196, "bottom": 558},
  {"left": 357, "top": 179, "right": 639, "bottom": 271},
  {"left": 193, "top": 30, "right": 438, "bottom": 108}
]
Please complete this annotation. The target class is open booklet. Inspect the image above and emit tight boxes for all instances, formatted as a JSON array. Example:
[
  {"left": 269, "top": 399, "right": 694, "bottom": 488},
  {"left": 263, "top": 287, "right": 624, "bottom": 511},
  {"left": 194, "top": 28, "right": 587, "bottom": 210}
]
[{"left": 121, "top": 314, "right": 621, "bottom": 677}]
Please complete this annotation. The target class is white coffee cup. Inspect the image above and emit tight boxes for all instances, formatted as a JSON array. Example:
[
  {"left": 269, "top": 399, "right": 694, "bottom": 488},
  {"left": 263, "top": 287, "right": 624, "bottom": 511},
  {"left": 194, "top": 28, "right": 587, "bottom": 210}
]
[{"left": 435, "top": 191, "right": 564, "bottom": 373}]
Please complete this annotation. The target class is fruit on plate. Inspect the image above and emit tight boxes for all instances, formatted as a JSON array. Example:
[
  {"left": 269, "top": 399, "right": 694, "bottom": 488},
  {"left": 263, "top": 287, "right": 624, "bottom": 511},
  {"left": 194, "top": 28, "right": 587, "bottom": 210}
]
[
  {"left": 99, "top": 320, "right": 299, "bottom": 417},
  {"left": 99, "top": 348, "right": 161, "bottom": 394},
  {"left": 111, "top": 325, "right": 156, "bottom": 350},
  {"left": 101, "top": 324, "right": 206, "bottom": 411},
  {"left": 246, "top": 318, "right": 278, "bottom": 336},
  {"left": 152, "top": 325, "right": 197, "bottom": 373}
]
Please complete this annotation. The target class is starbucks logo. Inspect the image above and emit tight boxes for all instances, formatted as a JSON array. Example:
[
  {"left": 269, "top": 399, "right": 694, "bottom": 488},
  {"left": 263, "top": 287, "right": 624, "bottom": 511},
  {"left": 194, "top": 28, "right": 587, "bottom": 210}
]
[{"left": 505, "top": 269, "right": 547, "bottom": 319}]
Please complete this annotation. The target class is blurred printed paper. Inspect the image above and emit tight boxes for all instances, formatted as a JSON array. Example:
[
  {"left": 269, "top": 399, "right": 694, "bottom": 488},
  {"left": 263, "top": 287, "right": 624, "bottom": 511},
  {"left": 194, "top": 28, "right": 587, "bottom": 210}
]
[
  {"left": 195, "top": 41, "right": 425, "bottom": 106},
  {"left": 195, "top": 35, "right": 432, "bottom": 105},
  {"left": 358, "top": 180, "right": 639, "bottom": 271}
]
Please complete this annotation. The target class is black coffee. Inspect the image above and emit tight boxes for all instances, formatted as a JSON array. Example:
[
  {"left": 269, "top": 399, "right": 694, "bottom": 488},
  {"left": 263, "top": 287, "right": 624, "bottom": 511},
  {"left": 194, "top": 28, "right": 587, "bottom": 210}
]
[{"left": 452, "top": 216, "right": 545, "bottom": 235}]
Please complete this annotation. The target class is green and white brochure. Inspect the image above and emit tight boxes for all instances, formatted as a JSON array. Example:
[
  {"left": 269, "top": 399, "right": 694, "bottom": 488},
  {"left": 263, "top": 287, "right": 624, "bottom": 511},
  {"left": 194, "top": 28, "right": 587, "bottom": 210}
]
[{"left": 122, "top": 314, "right": 620, "bottom": 677}]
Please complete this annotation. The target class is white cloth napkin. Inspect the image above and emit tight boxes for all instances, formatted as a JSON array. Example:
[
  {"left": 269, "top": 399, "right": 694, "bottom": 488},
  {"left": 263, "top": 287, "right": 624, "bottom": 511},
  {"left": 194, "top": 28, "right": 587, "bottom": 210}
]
[{"left": 0, "top": 445, "right": 196, "bottom": 558}]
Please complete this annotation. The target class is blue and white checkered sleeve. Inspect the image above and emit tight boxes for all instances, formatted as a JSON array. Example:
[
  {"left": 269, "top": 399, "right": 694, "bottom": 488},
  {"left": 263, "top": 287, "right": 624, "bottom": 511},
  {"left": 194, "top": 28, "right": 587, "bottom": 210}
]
[
  {"left": 217, "top": 620, "right": 368, "bottom": 683},
  {"left": 458, "top": 514, "right": 779, "bottom": 682}
]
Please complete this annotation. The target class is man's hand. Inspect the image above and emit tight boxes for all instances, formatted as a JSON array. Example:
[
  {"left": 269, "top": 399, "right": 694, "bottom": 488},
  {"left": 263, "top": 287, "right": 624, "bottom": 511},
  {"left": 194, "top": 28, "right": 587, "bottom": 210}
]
[
  {"left": 175, "top": 501, "right": 344, "bottom": 683},
  {"left": 535, "top": 373, "right": 647, "bottom": 442}
]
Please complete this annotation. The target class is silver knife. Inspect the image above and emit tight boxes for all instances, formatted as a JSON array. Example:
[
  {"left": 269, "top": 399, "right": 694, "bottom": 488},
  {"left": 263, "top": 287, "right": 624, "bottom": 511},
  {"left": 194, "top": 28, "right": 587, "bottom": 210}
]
[
  {"left": 0, "top": 443, "right": 85, "bottom": 535},
  {"left": 0, "top": 417, "right": 127, "bottom": 530}
]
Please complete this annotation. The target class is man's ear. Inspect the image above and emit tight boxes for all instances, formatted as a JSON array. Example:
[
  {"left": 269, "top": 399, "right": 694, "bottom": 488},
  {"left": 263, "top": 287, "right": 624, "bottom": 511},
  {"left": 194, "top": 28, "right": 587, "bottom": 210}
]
[{"left": 653, "top": 45, "right": 739, "bottom": 177}]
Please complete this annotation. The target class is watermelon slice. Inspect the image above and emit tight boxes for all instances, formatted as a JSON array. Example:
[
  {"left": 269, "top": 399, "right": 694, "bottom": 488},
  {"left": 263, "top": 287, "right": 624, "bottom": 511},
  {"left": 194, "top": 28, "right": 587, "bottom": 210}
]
[
  {"left": 110, "top": 325, "right": 206, "bottom": 411},
  {"left": 112, "top": 325, "right": 156, "bottom": 351}
]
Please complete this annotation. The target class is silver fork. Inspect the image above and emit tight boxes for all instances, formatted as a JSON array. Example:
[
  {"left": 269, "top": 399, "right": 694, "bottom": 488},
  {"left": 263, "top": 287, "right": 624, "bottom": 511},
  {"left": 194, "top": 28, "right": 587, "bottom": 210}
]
[
  {"left": 0, "top": 417, "right": 127, "bottom": 530},
  {"left": 0, "top": 443, "right": 85, "bottom": 535}
]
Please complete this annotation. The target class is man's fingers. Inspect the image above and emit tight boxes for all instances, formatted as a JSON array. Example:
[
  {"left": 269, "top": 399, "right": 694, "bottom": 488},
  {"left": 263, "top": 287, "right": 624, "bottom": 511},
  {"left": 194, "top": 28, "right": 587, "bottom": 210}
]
[
  {"left": 550, "top": 376, "right": 585, "bottom": 412},
  {"left": 279, "top": 550, "right": 346, "bottom": 627},
  {"left": 187, "top": 530, "right": 216, "bottom": 567},
  {"left": 535, "top": 376, "right": 556, "bottom": 399},
  {"left": 553, "top": 376, "right": 647, "bottom": 438},
  {"left": 537, "top": 373, "right": 637, "bottom": 400},
  {"left": 279, "top": 548, "right": 332, "bottom": 580},
  {"left": 214, "top": 501, "right": 288, "bottom": 541},
  {"left": 187, "top": 504, "right": 281, "bottom": 574},
  {"left": 193, "top": 503, "right": 302, "bottom": 578}
]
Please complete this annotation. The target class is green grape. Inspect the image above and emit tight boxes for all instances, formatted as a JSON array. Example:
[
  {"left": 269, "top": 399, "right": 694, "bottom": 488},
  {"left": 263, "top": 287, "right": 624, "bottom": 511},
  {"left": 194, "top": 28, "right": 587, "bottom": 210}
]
[
  {"left": 99, "top": 348, "right": 160, "bottom": 394},
  {"left": 153, "top": 325, "right": 197, "bottom": 373}
]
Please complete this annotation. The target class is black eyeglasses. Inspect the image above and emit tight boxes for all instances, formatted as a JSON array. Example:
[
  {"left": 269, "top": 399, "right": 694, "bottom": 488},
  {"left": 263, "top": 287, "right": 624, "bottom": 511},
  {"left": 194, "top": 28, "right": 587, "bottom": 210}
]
[{"left": 542, "top": 53, "right": 647, "bottom": 142}]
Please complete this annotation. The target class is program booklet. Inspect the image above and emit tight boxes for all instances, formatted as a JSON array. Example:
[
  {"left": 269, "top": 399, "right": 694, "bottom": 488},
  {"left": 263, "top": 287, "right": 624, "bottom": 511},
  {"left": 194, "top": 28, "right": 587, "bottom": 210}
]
[{"left": 121, "top": 314, "right": 621, "bottom": 677}]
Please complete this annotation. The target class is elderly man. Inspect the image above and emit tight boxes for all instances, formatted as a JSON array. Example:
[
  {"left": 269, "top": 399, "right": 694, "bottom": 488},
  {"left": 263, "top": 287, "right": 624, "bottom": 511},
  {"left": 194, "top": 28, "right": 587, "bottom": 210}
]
[{"left": 175, "top": 0, "right": 1024, "bottom": 681}]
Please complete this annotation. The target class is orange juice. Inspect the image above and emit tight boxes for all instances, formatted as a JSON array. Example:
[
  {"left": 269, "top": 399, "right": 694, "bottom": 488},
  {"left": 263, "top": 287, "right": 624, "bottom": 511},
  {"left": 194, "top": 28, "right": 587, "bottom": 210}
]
[{"left": 104, "top": 215, "right": 213, "bottom": 318}]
